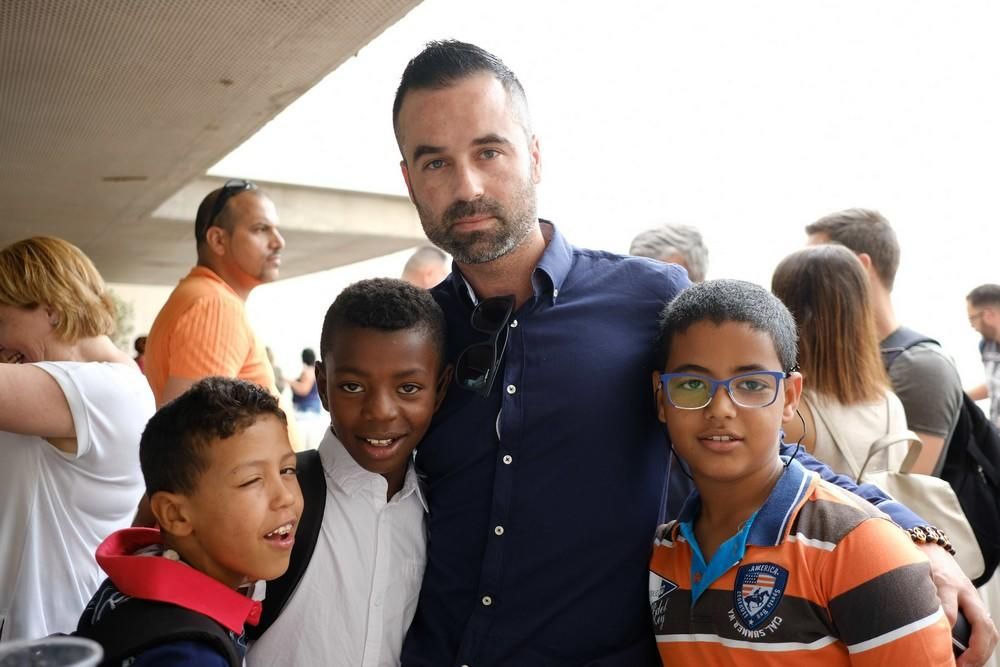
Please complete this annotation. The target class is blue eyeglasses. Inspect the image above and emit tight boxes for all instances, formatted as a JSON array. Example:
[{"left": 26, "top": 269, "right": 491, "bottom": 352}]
[{"left": 659, "top": 371, "right": 790, "bottom": 410}]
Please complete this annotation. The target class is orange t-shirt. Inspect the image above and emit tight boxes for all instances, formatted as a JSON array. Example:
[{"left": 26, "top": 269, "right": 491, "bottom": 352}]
[{"left": 145, "top": 266, "right": 277, "bottom": 405}]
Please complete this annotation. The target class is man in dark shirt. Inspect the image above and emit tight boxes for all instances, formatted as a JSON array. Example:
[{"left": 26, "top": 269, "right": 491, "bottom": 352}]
[{"left": 391, "top": 40, "right": 996, "bottom": 666}]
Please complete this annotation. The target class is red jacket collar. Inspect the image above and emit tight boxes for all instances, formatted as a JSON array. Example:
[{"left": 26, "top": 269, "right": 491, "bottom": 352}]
[{"left": 96, "top": 528, "right": 262, "bottom": 634}]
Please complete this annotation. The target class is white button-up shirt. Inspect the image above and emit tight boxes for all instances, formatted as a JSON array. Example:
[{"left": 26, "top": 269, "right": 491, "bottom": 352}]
[{"left": 247, "top": 429, "right": 427, "bottom": 667}]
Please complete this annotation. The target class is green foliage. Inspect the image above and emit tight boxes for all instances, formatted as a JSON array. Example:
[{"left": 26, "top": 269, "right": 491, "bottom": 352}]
[{"left": 108, "top": 289, "right": 135, "bottom": 351}]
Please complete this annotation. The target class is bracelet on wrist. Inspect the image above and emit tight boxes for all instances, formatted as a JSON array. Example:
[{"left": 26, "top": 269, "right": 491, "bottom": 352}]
[{"left": 907, "top": 525, "right": 956, "bottom": 556}]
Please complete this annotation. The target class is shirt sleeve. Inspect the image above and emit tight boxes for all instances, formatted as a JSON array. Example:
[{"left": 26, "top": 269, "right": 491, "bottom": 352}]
[
  {"left": 34, "top": 362, "right": 155, "bottom": 463},
  {"left": 166, "top": 295, "right": 253, "bottom": 381},
  {"left": 820, "top": 518, "right": 955, "bottom": 666},
  {"left": 888, "top": 344, "right": 963, "bottom": 439},
  {"left": 782, "top": 444, "right": 925, "bottom": 529},
  {"left": 130, "top": 640, "right": 232, "bottom": 667}
]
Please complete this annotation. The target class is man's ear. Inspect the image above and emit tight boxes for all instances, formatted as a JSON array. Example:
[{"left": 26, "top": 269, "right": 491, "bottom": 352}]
[
  {"left": 400, "top": 160, "right": 416, "bottom": 203},
  {"left": 150, "top": 491, "right": 194, "bottom": 538},
  {"left": 315, "top": 360, "right": 329, "bottom": 412},
  {"left": 434, "top": 364, "right": 453, "bottom": 412},
  {"left": 528, "top": 134, "right": 541, "bottom": 185},
  {"left": 204, "top": 225, "right": 228, "bottom": 258},
  {"left": 781, "top": 371, "right": 804, "bottom": 423}
]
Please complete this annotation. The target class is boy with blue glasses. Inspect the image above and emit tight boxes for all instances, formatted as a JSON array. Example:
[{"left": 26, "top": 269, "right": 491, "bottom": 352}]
[{"left": 648, "top": 279, "right": 954, "bottom": 665}]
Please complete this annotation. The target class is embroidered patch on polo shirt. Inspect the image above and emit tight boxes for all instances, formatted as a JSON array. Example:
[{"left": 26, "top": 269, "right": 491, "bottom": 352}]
[
  {"left": 733, "top": 562, "right": 788, "bottom": 630},
  {"left": 649, "top": 572, "right": 678, "bottom": 628}
]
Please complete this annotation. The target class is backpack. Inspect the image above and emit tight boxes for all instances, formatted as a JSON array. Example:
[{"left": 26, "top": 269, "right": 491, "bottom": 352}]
[
  {"left": 882, "top": 327, "right": 1000, "bottom": 586},
  {"left": 74, "top": 597, "right": 241, "bottom": 667},
  {"left": 246, "top": 448, "right": 327, "bottom": 640}
]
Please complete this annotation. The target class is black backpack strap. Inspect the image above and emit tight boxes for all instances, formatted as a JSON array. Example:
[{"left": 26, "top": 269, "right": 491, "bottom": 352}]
[
  {"left": 77, "top": 598, "right": 240, "bottom": 667},
  {"left": 880, "top": 326, "right": 939, "bottom": 369},
  {"left": 247, "top": 447, "right": 327, "bottom": 639}
]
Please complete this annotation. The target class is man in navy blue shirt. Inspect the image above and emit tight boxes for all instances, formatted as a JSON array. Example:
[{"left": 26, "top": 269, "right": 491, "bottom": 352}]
[{"left": 391, "top": 40, "right": 996, "bottom": 666}]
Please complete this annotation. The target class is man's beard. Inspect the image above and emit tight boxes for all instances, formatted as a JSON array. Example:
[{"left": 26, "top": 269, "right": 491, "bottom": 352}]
[{"left": 416, "top": 180, "right": 537, "bottom": 265}]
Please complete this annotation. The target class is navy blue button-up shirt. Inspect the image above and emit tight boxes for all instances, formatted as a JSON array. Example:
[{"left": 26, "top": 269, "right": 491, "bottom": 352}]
[{"left": 402, "top": 222, "right": 921, "bottom": 667}]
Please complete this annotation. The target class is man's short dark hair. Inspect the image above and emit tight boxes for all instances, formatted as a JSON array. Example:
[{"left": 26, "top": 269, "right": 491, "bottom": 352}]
[
  {"left": 319, "top": 278, "right": 446, "bottom": 366},
  {"left": 654, "top": 279, "right": 798, "bottom": 372},
  {"left": 301, "top": 347, "right": 316, "bottom": 365},
  {"left": 968, "top": 284, "right": 1000, "bottom": 308},
  {"left": 140, "top": 377, "right": 287, "bottom": 497},
  {"left": 392, "top": 40, "right": 531, "bottom": 145},
  {"left": 804, "top": 208, "right": 900, "bottom": 289}
]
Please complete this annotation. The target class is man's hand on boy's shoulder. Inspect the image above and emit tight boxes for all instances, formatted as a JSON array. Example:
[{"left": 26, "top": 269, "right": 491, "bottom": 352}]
[
  {"left": 920, "top": 543, "right": 999, "bottom": 667},
  {"left": 129, "top": 640, "right": 232, "bottom": 667}
]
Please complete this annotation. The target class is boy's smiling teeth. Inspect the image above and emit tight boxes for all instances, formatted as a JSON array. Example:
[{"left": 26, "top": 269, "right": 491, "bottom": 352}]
[
  {"left": 265, "top": 523, "right": 293, "bottom": 538},
  {"left": 705, "top": 435, "right": 736, "bottom": 441},
  {"left": 363, "top": 437, "right": 396, "bottom": 447}
]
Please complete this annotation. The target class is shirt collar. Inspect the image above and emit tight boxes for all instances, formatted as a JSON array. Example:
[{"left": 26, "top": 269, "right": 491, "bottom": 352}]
[
  {"left": 675, "top": 455, "right": 814, "bottom": 548},
  {"left": 96, "top": 528, "right": 261, "bottom": 634},
  {"left": 448, "top": 220, "right": 573, "bottom": 307},
  {"left": 188, "top": 265, "right": 238, "bottom": 298},
  {"left": 317, "top": 428, "right": 427, "bottom": 510}
]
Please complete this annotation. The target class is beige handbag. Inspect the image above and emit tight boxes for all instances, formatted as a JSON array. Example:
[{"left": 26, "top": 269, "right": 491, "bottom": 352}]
[{"left": 813, "top": 397, "right": 984, "bottom": 580}]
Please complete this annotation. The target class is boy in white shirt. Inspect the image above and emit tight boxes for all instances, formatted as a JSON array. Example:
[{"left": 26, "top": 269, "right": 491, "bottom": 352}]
[{"left": 247, "top": 278, "right": 450, "bottom": 667}]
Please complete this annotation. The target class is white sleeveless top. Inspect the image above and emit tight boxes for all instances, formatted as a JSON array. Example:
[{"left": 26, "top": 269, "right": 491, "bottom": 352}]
[{"left": 0, "top": 361, "right": 155, "bottom": 640}]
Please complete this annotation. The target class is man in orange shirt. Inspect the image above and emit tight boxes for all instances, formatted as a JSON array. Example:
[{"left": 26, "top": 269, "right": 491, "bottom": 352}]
[{"left": 145, "top": 179, "right": 283, "bottom": 407}]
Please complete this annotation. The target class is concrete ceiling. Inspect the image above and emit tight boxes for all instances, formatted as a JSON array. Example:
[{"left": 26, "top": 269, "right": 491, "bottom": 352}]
[{"left": 0, "top": 0, "right": 423, "bottom": 284}]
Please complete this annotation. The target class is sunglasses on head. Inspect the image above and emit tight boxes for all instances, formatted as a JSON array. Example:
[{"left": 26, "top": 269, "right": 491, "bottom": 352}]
[
  {"left": 197, "top": 178, "right": 257, "bottom": 241},
  {"left": 455, "top": 295, "right": 515, "bottom": 397}
]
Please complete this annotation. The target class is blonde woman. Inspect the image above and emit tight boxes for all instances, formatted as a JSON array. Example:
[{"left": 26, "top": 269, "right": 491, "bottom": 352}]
[{"left": 0, "top": 237, "right": 155, "bottom": 640}]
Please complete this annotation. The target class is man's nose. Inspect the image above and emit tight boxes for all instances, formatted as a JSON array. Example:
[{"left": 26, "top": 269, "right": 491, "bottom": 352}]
[{"left": 453, "top": 161, "right": 485, "bottom": 202}]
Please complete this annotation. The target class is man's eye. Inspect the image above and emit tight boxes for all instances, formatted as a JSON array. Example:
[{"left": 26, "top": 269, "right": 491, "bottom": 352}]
[
  {"left": 399, "top": 383, "right": 421, "bottom": 395},
  {"left": 239, "top": 478, "right": 262, "bottom": 488},
  {"left": 340, "top": 382, "right": 363, "bottom": 393},
  {"left": 481, "top": 149, "right": 499, "bottom": 159},
  {"left": 424, "top": 159, "right": 445, "bottom": 171}
]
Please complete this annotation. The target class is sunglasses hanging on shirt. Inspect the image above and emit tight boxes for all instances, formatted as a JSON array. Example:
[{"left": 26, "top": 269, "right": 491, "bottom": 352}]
[{"left": 455, "top": 295, "right": 515, "bottom": 397}]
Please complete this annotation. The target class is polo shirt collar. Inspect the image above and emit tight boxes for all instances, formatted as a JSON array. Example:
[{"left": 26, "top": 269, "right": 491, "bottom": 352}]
[
  {"left": 188, "top": 265, "right": 238, "bottom": 298},
  {"left": 96, "top": 527, "right": 261, "bottom": 634},
  {"left": 448, "top": 219, "right": 572, "bottom": 307},
  {"left": 675, "top": 454, "right": 813, "bottom": 548},
  {"left": 318, "top": 428, "right": 427, "bottom": 510}
]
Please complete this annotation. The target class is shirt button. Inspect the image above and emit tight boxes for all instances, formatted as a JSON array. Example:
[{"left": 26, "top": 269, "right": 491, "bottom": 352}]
[
  {"left": 482, "top": 595, "right": 493, "bottom": 607},
  {"left": 553, "top": 288, "right": 560, "bottom": 297},
  {"left": 506, "top": 384, "right": 516, "bottom": 395},
  {"left": 510, "top": 319, "right": 518, "bottom": 328},
  {"left": 494, "top": 525, "right": 505, "bottom": 536},
  {"left": 693, "top": 573, "right": 702, "bottom": 583},
  {"left": 502, "top": 454, "right": 513, "bottom": 464}
]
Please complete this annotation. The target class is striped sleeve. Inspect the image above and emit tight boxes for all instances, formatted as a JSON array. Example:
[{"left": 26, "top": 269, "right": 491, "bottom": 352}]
[
  {"left": 820, "top": 513, "right": 955, "bottom": 666},
  {"left": 167, "top": 295, "right": 252, "bottom": 380}
]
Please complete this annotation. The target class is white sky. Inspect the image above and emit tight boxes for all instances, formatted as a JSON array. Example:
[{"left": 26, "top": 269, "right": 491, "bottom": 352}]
[{"left": 208, "top": 0, "right": 1000, "bottom": 387}]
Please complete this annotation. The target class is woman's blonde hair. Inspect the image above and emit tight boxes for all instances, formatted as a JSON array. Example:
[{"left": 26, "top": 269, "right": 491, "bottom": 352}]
[
  {"left": 0, "top": 236, "right": 116, "bottom": 342},
  {"left": 772, "top": 244, "right": 889, "bottom": 404}
]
